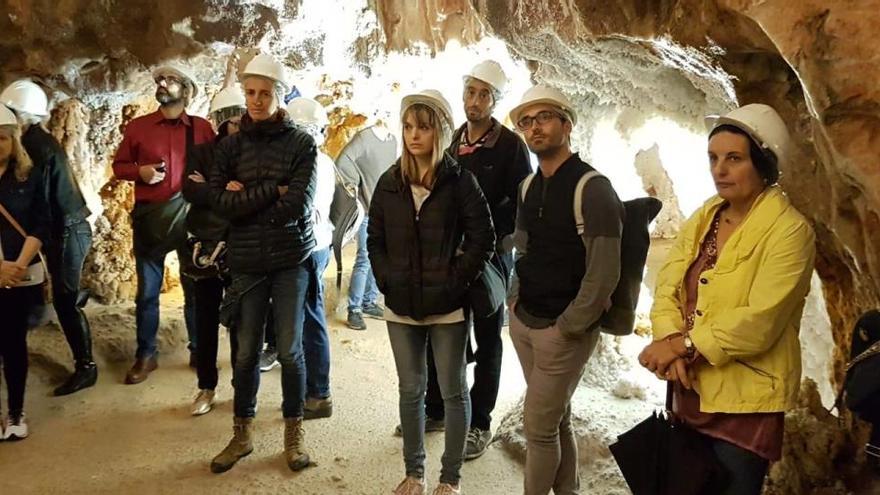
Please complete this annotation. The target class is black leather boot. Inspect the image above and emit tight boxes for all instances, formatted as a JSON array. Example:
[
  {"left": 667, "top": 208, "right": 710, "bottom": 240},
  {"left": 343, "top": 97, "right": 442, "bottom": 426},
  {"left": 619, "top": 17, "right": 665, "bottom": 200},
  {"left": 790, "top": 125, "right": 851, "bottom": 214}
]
[{"left": 54, "top": 361, "right": 97, "bottom": 396}]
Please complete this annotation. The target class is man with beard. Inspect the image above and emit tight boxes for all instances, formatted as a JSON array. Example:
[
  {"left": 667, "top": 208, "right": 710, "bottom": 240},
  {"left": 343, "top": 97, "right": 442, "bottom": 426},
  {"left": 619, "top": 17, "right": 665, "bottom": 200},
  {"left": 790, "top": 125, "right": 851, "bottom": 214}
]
[
  {"left": 507, "top": 85, "right": 624, "bottom": 494},
  {"left": 112, "top": 65, "right": 215, "bottom": 384},
  {"left": 419, "top": 60, "right": 532, "bottom": 461}
]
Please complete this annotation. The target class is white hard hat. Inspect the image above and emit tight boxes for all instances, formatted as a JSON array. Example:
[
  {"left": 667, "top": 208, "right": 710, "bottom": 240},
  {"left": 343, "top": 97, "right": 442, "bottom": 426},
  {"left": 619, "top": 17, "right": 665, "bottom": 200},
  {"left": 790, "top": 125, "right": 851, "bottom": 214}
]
[
  {"left": 0, "top": 104, "right": 18, "bottom": 126},
  {"left": 400, "top": 89, "right": 454, "bottom": 131},
  {"left": 152, "top": 64, "right": 199, "bottom": 99},
  {"left": 241, "top": 53, "right": 289, "bottom": 94},
  {"left": 705, "top": 103, "right": 792, "bottom": 167},
  {"left": 0, "top": 80, "right": 49, "bottom": 117},
  {"left": 286, "top": 97, "right": 329, "bottom": 127},
  {"left": 509, "top": 85, "right": 578, "bottom": 127},
  {"left": 210, "top": 84, "right": 246, "bottom": 114},
  {"left": 464, "top": 60, "right": 508, "bottom": 94}
]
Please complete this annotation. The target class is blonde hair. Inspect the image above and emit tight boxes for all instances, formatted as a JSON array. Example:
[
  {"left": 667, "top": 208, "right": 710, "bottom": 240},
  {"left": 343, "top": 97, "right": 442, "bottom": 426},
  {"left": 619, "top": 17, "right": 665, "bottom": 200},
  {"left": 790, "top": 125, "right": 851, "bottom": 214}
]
[
  {"left": 400, "top": 104, "right": 450, "bottom": 189},
  {"left": 0, "top": 124, "right": 33, "bottom": 182}
]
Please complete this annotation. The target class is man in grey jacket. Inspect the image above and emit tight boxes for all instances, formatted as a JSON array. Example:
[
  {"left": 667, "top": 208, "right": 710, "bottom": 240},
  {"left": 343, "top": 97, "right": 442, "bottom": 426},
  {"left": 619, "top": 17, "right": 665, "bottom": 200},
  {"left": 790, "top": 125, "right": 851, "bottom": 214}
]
[
  {"left": 507, "top": 85, "right": 624, "bottom": 495},
  {"left": 335, "top": 123, "right": 397, "bottom": 330}
]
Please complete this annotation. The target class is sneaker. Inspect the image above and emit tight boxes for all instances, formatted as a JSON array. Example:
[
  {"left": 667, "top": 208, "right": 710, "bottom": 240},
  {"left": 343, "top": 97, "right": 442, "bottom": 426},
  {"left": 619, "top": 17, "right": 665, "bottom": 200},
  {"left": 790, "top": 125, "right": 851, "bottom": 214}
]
[
  {"left": 393, "top": 476, "right": 426, "bottom": 495},
  {"left": 394, "top": 417, "right": 445, "bottom": 437},
  {"left": 361, "top": 302, "right": 385, "bottom": 319},
  {"left": 347, "top": 311, "right": 367, "bottom": 331},
  {"left": 432, "top": 483, "right": 461, "bottom": 495},
  {"left": 259, "top": 348, "right": 279, "bottom": 372},
  {"left": 303, "top": 396, "right": 333, "bottom": 420},
  {"left": 464, "top": 427, "right": 492, "bottom": 460},
  {"left": 191, "top": 389, "right": 216, "bottom": 416},
  {"left": 3, "top": 413, "right": 28, "bottom": 441}
]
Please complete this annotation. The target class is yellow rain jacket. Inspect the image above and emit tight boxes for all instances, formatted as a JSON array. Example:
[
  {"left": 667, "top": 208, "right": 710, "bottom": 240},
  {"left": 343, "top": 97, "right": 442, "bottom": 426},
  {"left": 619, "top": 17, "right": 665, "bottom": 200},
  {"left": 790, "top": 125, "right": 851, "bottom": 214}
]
[{"left": 651, "top": 186, "right": 815, "bottom": 413}]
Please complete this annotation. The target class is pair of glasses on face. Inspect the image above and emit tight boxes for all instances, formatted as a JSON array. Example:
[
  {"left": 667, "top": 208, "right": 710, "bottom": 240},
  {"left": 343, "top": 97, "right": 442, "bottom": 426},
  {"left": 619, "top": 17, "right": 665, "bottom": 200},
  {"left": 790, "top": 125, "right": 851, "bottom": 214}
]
[
  {"left": 156, "top": 75, "right": 183, "bottom": 86},
  {"left": 515, "top": 110, "right": 566, "bottom": 131}
]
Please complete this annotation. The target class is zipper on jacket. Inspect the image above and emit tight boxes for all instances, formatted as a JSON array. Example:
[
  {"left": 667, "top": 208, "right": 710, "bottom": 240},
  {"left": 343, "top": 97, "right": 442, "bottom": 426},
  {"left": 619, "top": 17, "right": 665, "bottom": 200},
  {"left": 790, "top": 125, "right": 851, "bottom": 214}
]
[{"left": 736, "top": 359, "right": 777, "bottom": 390}]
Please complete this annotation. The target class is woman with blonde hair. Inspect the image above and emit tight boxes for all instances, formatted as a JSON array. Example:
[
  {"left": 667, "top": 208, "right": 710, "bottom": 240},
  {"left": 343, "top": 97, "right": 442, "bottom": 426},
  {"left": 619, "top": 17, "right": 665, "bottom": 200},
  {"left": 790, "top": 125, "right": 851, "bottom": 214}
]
[
  {"left": 368, "top": 90, "right": 495, "bottom": 495},
  {"left": 0, "top": 103, "right": 51, "bottom": 440},
  {"left": 639, "top": 104, "right": 816, "bottom": 494}
]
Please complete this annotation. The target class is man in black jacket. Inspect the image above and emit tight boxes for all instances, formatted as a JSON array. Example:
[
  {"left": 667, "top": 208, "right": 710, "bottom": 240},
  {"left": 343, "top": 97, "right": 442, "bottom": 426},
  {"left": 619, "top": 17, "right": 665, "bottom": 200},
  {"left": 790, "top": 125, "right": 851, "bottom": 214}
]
[
  {"left": 0, "top": 79, "right": 96, "bottom": 396},
  {"left": 421, "top": 60, "right": 533, "bottom": 460}
]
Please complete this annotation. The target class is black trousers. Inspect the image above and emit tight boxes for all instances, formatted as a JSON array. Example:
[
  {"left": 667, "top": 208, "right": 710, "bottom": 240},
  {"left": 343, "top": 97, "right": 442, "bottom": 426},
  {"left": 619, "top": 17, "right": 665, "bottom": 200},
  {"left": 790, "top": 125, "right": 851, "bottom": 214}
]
[
  {"left": 0, "top": 286, "right": 39, "bottom": 415},
  {"left": 46, "top": 218, "right": 94, "bottom": 366},
  {"left": 194, "top": 276, "right": 238, "bottom": 390},
  {"left": 425, "top": 252, "right": 511, "bottom": 430}
]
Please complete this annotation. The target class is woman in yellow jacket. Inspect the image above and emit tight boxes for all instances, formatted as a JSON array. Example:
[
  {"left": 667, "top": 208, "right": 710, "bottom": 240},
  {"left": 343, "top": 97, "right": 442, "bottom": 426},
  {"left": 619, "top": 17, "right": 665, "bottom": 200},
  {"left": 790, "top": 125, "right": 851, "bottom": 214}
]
[{"left": 639, "top": 104, "right": 816, "bottom": 495}]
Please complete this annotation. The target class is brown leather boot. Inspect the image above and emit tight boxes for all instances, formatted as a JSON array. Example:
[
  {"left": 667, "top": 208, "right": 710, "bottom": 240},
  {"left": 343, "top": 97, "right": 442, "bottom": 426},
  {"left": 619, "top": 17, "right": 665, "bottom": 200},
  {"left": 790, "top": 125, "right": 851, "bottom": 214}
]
[
  {"left": 211, "top": 417, "right": 254, "bottom": 473},
  {"left": 284, "top": 417, "right": 310, "bottom": 471},
  {"left": 124, "top": 355, "right": 158, "bottom": 384}
]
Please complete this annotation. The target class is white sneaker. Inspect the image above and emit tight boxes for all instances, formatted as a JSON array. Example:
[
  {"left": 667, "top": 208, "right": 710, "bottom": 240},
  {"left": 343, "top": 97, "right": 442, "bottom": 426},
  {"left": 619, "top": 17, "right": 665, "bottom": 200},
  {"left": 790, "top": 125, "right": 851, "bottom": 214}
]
[
  {"left": 4, "top": 413, "right": 28, "bottom": 441},
  {"left": 191, "top": 389, "right": 216, "bottom": 416}
]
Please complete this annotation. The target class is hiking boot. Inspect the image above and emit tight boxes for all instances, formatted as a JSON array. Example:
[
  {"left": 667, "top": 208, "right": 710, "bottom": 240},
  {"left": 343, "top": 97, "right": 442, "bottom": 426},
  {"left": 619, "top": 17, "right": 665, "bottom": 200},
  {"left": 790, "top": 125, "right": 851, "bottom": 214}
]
[
  {"left": 211, "top": 417, "right": 254, "bottom": 473},
  {"left": 361, "top": 302, "right": 385, "bottom": 319},
  {"left": 53, "top": 363, "right": 97, "bottom": 396},
  {"left": 347, "top": 311, "right": 367, "bottom": 331},
  {"left": 191, "top": 389, "right": 216, "bottom": 416},
  {"left": 259, "top": 347, "right": 279, "bottom": 372},
  {"left": 394, "top": 416, "right": 445, "bottom": 437},
  {"left": 303, "top": 396, "right": 333, "bottom": 420},
  {"left": 393, "top": 476, "right": 426, "bottom": 495},
  {"left": 284, "top": 417, "right": 311, "bottom": 471},
  {"left": 464, "top": 427, "right": 492, "bottom": 460},
  {"left": 3, "top": 413, "right": 28, "bottom": 441},
  {"left": 432, "top": 483, "right": 461, "bottom": 494}
]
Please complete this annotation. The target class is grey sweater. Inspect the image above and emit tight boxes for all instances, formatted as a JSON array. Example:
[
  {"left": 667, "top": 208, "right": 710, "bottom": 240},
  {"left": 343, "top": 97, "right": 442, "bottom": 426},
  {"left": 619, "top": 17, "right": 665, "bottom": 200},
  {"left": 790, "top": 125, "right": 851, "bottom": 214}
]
[{"left": 335, "top": 126, "right": 398, "bottom": 209}]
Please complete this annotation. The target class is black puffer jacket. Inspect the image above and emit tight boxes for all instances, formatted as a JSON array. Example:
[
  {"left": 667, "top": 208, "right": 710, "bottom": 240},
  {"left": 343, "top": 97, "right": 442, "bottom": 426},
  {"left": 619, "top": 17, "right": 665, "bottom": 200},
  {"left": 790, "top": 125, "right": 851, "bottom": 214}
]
[
  {"left": 209, "top": 111, "right": 317, "bottom": 273},
  {"left": 184, "top": 141, "right": 227, "bottom": 242},
  {"left": 22, "top": 125, "right": 89, "bottom": 233},
  {"left": 367, "top": 153, "right": 495, "bottom": 320}
]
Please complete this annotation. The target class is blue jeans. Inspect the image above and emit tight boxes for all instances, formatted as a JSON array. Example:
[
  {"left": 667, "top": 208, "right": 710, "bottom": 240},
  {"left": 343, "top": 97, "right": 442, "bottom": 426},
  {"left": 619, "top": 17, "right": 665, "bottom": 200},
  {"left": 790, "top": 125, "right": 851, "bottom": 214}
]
[
  {"left": 232, "top": 266, "right": 309, "bottom": 418},
  {"left": 347, "top": 220, "right": 378, "bottom": 312},
  {"left": 134, "top": 249, "right": 197, "bottom": 358},
  {"left": 387, "top": 321, "right": 470, "bottom": 485},
  {"left": 303, "top": 247, "right": 331, "bottom": 398}
]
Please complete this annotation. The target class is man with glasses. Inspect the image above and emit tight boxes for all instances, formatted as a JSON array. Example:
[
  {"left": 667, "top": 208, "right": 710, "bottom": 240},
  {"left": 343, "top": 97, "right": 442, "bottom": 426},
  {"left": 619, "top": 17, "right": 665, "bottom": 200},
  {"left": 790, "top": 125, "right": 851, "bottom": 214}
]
[
  {"left": 112, "top": 65, "right": 215, "bottom": 384},
  {"left": 419, "top": 60, "right": 532, "bottom": 460},
  {"left": 506, "top": 85, "right": 624, "bottom": 494}
]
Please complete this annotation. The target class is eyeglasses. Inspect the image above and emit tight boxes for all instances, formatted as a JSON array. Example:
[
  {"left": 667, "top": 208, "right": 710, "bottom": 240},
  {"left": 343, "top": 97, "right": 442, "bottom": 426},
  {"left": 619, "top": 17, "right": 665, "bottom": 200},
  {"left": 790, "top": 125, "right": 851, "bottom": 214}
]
[
  {"left": 156, "top": 75, "right": 183, "bottom": 86},
  {"left": 515, "top": 110, "right": 566, "bottom": 131}
]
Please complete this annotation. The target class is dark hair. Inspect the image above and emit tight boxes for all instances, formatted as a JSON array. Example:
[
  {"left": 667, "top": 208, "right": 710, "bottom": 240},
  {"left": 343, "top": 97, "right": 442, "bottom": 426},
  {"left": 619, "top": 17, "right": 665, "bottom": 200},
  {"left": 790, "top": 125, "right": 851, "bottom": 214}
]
[{"left": 709, "top": 124, "right": 779, "bottom": 185}]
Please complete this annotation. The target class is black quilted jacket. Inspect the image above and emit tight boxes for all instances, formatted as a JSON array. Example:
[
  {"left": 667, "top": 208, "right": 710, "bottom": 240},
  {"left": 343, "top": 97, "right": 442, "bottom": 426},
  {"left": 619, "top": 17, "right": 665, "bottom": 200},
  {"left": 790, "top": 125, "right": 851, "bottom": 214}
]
[{"left": 209, "top": 111, "right": 317, "bottom": 273}]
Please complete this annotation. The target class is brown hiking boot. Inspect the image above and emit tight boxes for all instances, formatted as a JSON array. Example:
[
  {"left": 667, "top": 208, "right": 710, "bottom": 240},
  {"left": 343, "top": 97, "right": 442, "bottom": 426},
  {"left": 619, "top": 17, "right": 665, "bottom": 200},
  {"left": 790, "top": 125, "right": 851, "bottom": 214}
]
[
  {"left": 284, "top": 417, "right": 310, "bottom": 471},
  {"left": 303, "top": 396, "right": 333, "bottom": 420},
  {"left": 211, "top": 417, "right": 254, "bottom": 473}
]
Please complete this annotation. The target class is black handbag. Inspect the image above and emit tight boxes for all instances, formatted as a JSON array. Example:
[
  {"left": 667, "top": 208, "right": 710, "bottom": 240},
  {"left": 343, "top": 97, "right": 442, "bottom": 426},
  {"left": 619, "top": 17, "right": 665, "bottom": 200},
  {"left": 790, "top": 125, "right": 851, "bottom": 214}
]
[
  {"left": 467, "top": 257, "right": 506, "bottom": 318},
  {"left": 610, "top": 384, "right": 723, "bottom": 495}
]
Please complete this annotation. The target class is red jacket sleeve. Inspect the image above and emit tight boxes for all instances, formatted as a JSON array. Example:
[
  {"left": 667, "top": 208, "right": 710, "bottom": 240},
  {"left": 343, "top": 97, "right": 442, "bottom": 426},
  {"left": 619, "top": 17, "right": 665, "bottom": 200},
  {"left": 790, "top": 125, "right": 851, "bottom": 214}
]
[{"left": 112, "top": 123, "right": 141, "bottom": 182}]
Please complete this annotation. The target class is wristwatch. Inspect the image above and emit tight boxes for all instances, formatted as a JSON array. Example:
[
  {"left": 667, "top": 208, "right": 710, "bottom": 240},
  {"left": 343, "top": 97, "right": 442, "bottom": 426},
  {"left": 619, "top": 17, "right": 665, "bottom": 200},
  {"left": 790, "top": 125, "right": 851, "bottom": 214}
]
[{"left": 682, "top": 334, "right": 696, "bottom": 358}]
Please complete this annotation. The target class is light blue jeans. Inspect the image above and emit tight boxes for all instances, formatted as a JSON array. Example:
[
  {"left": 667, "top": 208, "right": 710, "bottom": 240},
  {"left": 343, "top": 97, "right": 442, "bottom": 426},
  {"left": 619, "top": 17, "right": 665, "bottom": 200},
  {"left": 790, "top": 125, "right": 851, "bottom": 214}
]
[
  {"left": 347, "top": 220, "right": 379, "bottom": 312},
  {"left": 387, "top": 321, "right": 470, "bottom": 485}
]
